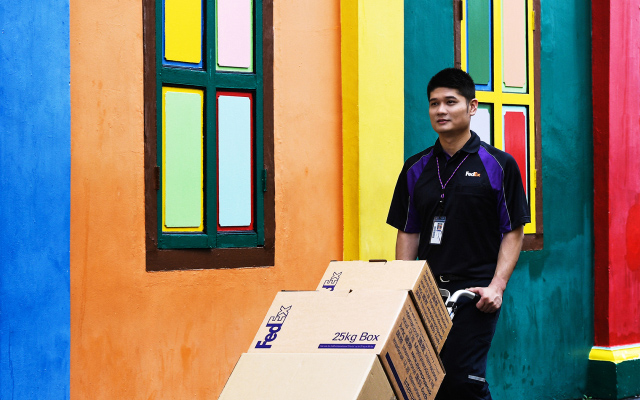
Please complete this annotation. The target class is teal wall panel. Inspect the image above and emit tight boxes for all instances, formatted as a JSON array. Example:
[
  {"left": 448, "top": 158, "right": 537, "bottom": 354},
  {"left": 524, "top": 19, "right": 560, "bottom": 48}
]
[
  {"left": 486, "top": 0, "right": 594, "bottom": 398},
  {"left": 404, "top": 0, "right": 453, "bottom": 158},
  {"left": 404, "top": 0, "right": 593, "bottom": 399},
  {"left": 0, "top": 1, "right": 71, "bottom": 398}
]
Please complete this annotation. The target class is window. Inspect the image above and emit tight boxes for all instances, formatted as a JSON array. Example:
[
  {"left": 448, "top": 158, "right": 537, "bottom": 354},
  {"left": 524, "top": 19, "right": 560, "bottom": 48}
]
[
  {"left": 455, "top": 0, "right": 542, "bottom": 249},
  {"left": 144, "top": 0, "right": 274, "bottom": 270}
]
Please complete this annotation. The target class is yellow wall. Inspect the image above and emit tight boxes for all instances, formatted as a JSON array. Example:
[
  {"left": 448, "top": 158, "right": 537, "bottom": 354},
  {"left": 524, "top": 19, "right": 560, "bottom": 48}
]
[
  {"left": 70, "top": 0, "right": 342, "bottom": 398},
  {"left": 342, "top": 0, "right": 404, "bottom": 261}
]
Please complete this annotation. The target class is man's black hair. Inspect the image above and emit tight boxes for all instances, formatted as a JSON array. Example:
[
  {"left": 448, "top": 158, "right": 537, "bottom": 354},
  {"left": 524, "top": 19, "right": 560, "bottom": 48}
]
[{"left": 427, "top": 68, "right": 476, "bottom": 102}]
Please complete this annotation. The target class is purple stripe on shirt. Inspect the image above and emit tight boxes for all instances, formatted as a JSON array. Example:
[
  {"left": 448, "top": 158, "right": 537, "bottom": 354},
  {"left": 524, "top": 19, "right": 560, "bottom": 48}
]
[
  {"left": 404, "top": 150, "right": 433, "bottom": 232},
  {"left": 478, "top": 146, "right": 512, "bottom": 233}
]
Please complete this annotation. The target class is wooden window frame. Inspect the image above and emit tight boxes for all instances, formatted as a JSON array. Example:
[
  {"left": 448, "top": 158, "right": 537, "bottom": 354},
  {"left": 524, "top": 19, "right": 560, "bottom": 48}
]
[
  {"left": 143, "top": 0, "right": 275, "bottom": 271},
  {"left": 454, "top": 0, "right": 543, "bottom": 251}
]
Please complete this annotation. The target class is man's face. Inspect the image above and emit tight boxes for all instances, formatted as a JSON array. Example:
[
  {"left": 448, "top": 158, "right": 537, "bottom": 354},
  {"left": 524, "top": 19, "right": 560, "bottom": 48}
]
[{"left": 428, "top": 87, "right": 478, "bottom": 136}]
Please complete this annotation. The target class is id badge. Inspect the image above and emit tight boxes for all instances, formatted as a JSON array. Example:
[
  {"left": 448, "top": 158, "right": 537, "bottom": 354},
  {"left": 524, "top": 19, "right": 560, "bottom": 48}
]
[{"left": 430, "top": 216, "right": 446, "bottom": 245}]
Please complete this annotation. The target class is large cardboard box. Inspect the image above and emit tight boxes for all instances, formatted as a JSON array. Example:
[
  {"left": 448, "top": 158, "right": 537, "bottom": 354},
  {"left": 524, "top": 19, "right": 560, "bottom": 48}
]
[
  {"left": 248, "top": 290, "right": 444, "bottom": 400},
  {"left": 317, "top": 260, "right": 452, "bottom": 352},
  {"left": 218, "top": 353, "right": 396, "bottom": 400}
]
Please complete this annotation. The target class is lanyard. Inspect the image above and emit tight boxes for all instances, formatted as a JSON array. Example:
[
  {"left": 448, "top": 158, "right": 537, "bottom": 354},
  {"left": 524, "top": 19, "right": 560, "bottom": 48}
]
[{"left": 435, "top": 153, "right": 469, "bottom": 214}]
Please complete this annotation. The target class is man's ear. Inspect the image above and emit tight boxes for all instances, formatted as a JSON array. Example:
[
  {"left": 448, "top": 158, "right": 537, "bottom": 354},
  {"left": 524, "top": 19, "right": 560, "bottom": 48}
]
[{"left": 468, "top": 98, "right": 479, "bottom": 116}]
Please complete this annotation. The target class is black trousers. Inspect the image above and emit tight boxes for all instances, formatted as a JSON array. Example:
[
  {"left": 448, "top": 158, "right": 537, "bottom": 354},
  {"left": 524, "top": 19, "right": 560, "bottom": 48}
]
[{"left": 435, "top": 279, "right": 501, "bottom": 400}]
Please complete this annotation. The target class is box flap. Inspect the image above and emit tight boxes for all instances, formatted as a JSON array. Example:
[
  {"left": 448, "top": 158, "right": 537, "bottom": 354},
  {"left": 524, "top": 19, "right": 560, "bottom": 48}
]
[{"left": 318, "top": 260, "right": 426, "bottom": 291}]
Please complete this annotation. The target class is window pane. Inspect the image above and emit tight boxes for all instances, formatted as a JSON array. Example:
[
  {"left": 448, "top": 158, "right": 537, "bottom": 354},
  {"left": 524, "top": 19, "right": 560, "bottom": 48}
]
[
  {"left": 216, "top": 0, "right": 253, "bottom": 71},
  {"left": 467, "top": 0, "right": 492, "bottom": 87},
  {"left": 503, "top": 106, "right": 528, "bottom": 197},
  {"left": 217, "top": 93, "right": 254, "bottom": 230},
  {"left": 163, "top": 87, "right": 204, "bottom": 230},
  {"left": 502, "top": 0, "right": 527, "bottom": 92},
  {"left": 471, "top": 103, "right": 493, "bottom": 145},
  {"left": 164, "top": 0, "right": 203, "bottom": 66}
]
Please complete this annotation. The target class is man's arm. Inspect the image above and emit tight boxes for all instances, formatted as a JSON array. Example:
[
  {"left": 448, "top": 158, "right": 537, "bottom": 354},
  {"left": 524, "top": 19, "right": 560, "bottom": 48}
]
[
  {"left": 468, "top": 225, "right": 524, "bottom": 313},
  {"left": 396, "top": 230, "right": 420, "bottom": 260}
]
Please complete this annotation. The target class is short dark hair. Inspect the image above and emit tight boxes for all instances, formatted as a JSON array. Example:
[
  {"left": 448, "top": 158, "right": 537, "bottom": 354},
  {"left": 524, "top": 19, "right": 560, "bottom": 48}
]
[{"left": 427, "top": 68, "right": 476, "bottom": 102}]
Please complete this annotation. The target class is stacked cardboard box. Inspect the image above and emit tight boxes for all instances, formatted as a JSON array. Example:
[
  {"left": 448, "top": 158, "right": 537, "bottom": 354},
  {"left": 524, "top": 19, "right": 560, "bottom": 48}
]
[
  {"left": 317, "top": 260, "right": 451, "bottom": 352},
  {"left": 218, "top": 353, "right": 395, "bottom": 400},
  {"left": 219, "top": 260, "right": 449, "bottom": 400}
]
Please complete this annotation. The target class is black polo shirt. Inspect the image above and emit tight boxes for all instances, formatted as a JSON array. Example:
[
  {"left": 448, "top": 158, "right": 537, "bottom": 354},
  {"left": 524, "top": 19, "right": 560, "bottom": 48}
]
[{"left": 387, "top": 131, "right": 530, "bottom": 279}]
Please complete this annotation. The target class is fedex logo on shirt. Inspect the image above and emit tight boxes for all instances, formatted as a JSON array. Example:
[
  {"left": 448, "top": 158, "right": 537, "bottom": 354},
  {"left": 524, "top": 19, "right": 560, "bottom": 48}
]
[
  {"left": 254, "top": 305, "right": 292, "bottom": 349},
  {"left": 321, "top": 271, "right": 342, "bottom": 291},
  {"left": 465, "top": 171, "right": 481, "bottom": 177}
]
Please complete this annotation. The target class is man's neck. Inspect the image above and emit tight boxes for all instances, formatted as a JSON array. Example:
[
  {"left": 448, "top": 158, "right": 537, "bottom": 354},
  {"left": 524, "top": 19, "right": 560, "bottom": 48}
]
[{"left": 439, "top": 130, "right": 472, "bottom": 156}]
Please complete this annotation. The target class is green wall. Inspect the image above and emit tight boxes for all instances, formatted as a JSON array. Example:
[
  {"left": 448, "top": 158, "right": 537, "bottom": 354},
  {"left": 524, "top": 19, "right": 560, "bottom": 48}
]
[
  {"left": 404, "top": 0, "right": 451, "bottom": 156},
  {"left": 404, "top": 0, "right": 594, "bottom": 398}
]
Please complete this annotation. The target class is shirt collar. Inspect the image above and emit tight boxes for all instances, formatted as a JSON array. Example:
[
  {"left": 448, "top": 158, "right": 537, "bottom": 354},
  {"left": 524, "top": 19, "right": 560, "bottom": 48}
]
[{"left": 433, "top": 130, "right": 481, "bottom": 158}]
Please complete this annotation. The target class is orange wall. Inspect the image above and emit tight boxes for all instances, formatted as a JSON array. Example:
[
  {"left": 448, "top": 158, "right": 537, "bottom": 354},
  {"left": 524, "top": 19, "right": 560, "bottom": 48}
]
[{"left": 70, "top": 0, "right": 342, "bottom": 398}]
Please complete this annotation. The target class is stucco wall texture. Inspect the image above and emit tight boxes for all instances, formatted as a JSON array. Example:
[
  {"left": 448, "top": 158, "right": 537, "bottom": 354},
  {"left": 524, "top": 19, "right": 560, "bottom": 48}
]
[
  {"left": 70, "top": 0, "right": 342, "bottom": 398},
  {"left": 0, "top": 1, "right": 71, "bottom": 398},
  {"left": 595, "top": 0, "right": 640, "bottom": 347}
]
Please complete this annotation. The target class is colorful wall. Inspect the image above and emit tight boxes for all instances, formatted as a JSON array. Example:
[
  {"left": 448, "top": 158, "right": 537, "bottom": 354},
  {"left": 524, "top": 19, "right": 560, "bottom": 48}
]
[
  {"left": 488, "top": 1, "right": 594, "bottom": 397},
  {"left": 2, "top": 0, "right": 640, "bottom": 399},
  {"left": 341, "top": 0, "right": 405, "bottom": 261},
  {"left": 0, "top": 1, "right": 71, "bottom": 398},
  {"left": 70, "top": 0, "right": 342, "bottom": 397},
  {"left": 589, "top": 0, "right": 640, "bottom": 397},
  {"left": 359, "top": 0, "right": 594, "bottom": 398}
]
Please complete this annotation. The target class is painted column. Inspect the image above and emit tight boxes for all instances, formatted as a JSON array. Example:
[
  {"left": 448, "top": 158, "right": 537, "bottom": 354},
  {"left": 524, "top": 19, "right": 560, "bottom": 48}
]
[
  {"left": 589, "top": 0, "right": 640, "bottom": 398},
  {"left": 342, "top": 0, "right": 404, "bottom": 261},
  {"left": 0, "top": 1, "right": 71, "bottom": 398}
]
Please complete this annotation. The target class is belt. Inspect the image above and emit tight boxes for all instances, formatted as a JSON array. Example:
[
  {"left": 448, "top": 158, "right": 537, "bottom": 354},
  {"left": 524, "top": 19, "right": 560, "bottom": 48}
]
[{"left": 438, "top": 274, "right": 468, "bottom": 283}]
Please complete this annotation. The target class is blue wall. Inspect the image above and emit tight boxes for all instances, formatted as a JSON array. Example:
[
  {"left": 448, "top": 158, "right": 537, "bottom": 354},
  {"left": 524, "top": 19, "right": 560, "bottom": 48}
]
[
  {"left": 404, "top": 0, "right": 594, "bottom": 399},
  {"left": 0, "top": 2, "right": 70, "bottom": 398}
]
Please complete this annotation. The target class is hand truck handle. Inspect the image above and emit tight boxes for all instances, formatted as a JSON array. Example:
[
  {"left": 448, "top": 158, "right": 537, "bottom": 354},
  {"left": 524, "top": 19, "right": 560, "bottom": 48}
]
[{"left": 439, "top": 289, "right": 481, "bottom": 321}]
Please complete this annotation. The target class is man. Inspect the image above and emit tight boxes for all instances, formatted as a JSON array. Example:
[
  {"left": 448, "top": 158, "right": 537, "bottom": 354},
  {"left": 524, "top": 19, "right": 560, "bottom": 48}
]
[{"left": 387, "top": 68, "right": 530, "bottom": 399}]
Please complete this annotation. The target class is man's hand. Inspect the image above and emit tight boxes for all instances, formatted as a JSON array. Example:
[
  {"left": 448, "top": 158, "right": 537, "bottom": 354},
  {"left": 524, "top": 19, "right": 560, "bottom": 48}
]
[{"left": 467, "top": 285, "right": 503, "bottom": 313}]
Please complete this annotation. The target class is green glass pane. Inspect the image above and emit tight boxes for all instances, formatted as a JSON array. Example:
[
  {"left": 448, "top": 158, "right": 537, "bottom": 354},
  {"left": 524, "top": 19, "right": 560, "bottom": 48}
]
[
  {"left": 467, "top": 0, "right": 491, "bottom": 86},
  {"left": 164, "top": 89, "right": 203, "bottom": 229}
]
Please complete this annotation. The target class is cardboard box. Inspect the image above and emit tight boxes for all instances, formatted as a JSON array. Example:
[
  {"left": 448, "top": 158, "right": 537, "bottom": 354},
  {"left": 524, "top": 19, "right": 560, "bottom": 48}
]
[
  {"left": 218, "top": 353, "right": 396, "bottom": 400},
  {"left": 248, "top": 290, "right": 444, "bottom": 400},
  {"left": 317, "top": 260, "right": 452, "bottom": 352}
]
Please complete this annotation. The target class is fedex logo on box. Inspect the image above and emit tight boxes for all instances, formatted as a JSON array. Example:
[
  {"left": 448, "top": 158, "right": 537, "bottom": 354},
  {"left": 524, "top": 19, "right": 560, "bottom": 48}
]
[
  {"left": 321, "top": 272, "right": 342, "bottom": 291},
  {"left": 254, "top": 305, "right": 292, "bottom": 349}
]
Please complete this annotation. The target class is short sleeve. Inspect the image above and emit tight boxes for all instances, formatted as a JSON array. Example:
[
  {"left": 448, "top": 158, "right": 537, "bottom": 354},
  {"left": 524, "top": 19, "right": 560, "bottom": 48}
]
[{"left": 387, "top": 163, "right": 422, "bottom": 233}]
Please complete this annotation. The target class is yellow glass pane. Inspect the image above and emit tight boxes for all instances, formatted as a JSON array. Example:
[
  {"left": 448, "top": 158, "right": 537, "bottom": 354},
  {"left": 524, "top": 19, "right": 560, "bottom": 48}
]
[{"left": 165, "top": 0, "right": 202, "bottom": 64}]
